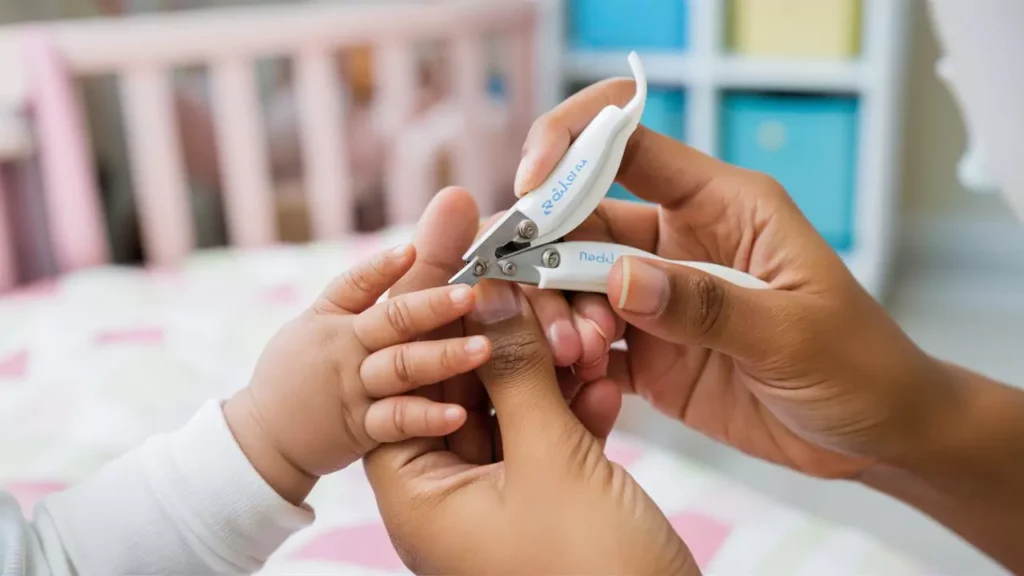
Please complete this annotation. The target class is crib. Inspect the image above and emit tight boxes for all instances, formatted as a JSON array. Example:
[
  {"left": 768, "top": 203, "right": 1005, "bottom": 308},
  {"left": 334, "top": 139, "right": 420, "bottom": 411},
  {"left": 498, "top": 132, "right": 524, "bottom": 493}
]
[{"left": 0, "top": 0, "right": 543, "bottom": 291}]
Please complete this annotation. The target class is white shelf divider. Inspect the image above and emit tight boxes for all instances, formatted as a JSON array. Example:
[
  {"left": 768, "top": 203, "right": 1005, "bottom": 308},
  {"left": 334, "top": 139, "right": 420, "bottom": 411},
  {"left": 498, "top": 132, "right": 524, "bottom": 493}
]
[
  {"left": 715, "top": 57, "right": 864, "bottom": 92},
  {"left": 536, "top": 0, "right": 566, "bottom": 113},
  {"left": 685, "top": 0, "right": 721, "bottom": 156},
  {"left": 564, "top": 52, "right": 695, "bottom": 86},
  {"left": 551, "top": 0, "right": 910, "bottom": 299}
]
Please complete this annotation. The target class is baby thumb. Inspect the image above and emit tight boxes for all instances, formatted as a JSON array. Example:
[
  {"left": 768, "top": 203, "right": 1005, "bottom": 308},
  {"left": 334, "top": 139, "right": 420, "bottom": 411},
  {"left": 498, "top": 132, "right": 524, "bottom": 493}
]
[{"left": 463, "top": 280, "right": 596, "bottom": 468}]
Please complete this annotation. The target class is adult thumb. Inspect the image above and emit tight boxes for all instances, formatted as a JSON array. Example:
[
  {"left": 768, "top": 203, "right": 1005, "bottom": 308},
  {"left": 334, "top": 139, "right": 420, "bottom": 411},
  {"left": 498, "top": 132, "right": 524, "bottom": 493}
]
[
  {"left": 608, "top": 256, "right": 780, "bottom": 360},
  {"left": 463, "top": 280, "right": 596, "bottom": 468}
]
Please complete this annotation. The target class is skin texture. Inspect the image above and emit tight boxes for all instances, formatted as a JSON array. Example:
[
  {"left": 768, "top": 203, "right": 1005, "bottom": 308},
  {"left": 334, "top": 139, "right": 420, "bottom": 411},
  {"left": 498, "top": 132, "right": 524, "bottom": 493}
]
[
  {"left": 377, "top": 187, "right": 623, "bottom": 466},
  {"left": 365, "top": 278, "right": 696, "bottom": 575},
  {"left": 519, "top": 78, "right": 1024, "bottom": 572},
  {"left": 360, "top": 188, "right": 696, "bottom": 574},
  {"left": 228, "top": 74, "right": 1024, "bottom": 573},
  {"left": 223, "top": 244, "right": 494, "bottom": 505},
  {"left": 513, "top": 78, "right": 949, "bottom": 479},
  {"left": 473, "top": 212, "right": 624, "bottom": 385}
]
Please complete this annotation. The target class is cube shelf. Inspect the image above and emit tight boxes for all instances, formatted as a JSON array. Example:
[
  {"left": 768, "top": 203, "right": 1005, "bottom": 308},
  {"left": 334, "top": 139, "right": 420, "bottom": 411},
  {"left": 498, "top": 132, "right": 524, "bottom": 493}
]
[
  {"left": 568, "top": 0, "right": 688, "bottom": 51},
  {"left": 547, "top": 0, "right": 911, "bottom": 298},
  {"left": 721, "top": 93, "right": 859, "bottom": 250},
  {"left": 728, "top": 0, "right": 862, "bottom": 59}
]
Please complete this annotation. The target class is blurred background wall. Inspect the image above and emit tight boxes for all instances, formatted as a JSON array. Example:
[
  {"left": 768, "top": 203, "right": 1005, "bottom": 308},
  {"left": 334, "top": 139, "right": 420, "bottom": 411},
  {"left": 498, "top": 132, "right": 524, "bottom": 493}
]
[
  {"left": 901, "top": 3, "right": 1013, "bottom": 222},
  {"left": 899, "top": 0, "right": 1024, "bottom": 265}
]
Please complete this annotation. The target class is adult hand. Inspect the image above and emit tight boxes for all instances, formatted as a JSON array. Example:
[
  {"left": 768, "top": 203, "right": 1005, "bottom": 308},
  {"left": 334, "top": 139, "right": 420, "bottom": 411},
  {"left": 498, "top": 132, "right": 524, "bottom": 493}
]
[
  {"left": 385, "top": 187, "right": 620, "bottom": 465},
  {"left": 476, "top": 212, "right": 625, "bottom": 383},
  {"left": 515, "top": 79, "right": 957, "bottom": 479},
  {"left": 365, "top": 278, "right": 696, "bottom": 575}
]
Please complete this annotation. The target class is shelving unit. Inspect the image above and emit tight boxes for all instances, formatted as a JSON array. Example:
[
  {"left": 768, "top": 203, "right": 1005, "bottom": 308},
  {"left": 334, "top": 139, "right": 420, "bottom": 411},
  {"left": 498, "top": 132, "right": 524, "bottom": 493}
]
[{"left": 542, "top": 0, "right": 912, "bottom": 298}]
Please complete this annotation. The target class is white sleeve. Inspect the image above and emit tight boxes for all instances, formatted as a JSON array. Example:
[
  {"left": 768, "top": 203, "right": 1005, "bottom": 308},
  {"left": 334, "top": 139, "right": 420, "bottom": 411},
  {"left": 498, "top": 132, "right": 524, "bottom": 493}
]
[{"left": 0, "top": 400, "right": 314, "bottom": 576}]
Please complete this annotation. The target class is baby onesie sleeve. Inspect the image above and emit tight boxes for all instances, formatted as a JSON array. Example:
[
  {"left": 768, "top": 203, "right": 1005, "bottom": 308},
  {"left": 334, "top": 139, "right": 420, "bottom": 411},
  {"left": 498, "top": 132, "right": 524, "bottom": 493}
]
[{"left": 3, "top": 400, "right": 314, "bottom": 576}]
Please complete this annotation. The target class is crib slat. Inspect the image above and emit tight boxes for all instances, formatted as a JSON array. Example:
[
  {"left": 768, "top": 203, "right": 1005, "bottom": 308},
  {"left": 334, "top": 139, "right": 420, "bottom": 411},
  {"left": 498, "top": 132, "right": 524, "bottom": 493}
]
[
  {"left": 375, "top": 41, "right": 421, "bottom": 225},
  {"left": 119, "top": 66, "right": 193, "bottom": 265},
  {"left": 23, "top": 32, "right": 111, "bottom": 275},
  {"left": 389, "top": 102, "right": 460, "bottom": 226},
  {"left": 507, "top": 23, "right": 536, "bottom": 141},
  {"left": 0, "top": 177, "right": 15, "bottom": 290},
  {"left": 210, "top": 58, "right": 276, "bottom": 246},
  {"left": 375, "top": 41, "right": 418, "bottom": 139},
  {"left": 450, "top": 33, "right": 494, "bottom": 212},
  {"left": 295, "top": 50, "right": 352, "bottom": 238}
]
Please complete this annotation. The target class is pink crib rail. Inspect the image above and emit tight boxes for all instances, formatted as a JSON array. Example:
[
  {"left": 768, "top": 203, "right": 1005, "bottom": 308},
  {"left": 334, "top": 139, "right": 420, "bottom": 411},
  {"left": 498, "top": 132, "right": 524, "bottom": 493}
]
[
  {"left": 0, "top": 0, "right": 539, "bottom": 287},
  {"left": 0, "top": 175, "right": 12, "bottom": 289},
  {"left": 24, "top": 32, "right": 110, "bottom": 272}
]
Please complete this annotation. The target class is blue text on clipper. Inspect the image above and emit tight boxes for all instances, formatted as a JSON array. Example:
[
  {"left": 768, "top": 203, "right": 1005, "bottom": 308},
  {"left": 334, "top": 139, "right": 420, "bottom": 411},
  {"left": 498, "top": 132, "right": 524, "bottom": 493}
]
[
  {"left": 578, "top": 250, "right": 617, "bottom": 264},
  {"left": 542, "top": 159, "right": 588, "bottom": 216}
]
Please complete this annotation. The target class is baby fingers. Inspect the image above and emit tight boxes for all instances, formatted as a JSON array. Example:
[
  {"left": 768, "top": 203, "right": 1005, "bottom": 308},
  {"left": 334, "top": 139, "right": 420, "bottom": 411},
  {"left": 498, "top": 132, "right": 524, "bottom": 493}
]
[
  {"left": 361, "top": 336, "right": 491, "bottom": 398},
  {"left": 354, "top": 285, "right": 476, "bottom": 351},
  {"left": 318, "top": 244, "right": 417, "bottom": 314},
  {"left": 364, "top": 396, "right": 467, "bottom": 444}
]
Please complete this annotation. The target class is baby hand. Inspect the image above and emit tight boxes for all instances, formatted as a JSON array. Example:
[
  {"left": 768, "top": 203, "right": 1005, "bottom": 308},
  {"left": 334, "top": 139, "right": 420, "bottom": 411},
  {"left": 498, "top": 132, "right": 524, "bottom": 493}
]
[{"left": 224, "top": 244, "right": 490, "bottom": 504}]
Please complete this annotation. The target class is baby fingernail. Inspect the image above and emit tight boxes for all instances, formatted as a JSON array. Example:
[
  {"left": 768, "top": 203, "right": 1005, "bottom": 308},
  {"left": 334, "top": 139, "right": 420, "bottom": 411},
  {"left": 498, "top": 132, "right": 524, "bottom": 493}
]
[
  {"left": 617, "top": 257, "right": 669, "bottom": 316},
  {"left": 470, "top": 281, "right": 521, "bottom": 324},
  {"left": 389, "top": 243, "right": 412, "bottom": 258},
  {"left": 444, "top": 407, "right": 464, "bottom": 422},
  {"left": 464, "top": 336, "right": 489, "bottom": 356},
  {"left": 450, "top": 286, "right": 473, "bottom": 306}
]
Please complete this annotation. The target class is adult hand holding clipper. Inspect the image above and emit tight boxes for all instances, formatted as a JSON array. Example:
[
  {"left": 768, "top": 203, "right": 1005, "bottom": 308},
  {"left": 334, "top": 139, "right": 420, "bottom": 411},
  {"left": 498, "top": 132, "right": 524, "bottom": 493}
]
[{"left": 514, "top": 51, "right": 1024, "bottom": 573}]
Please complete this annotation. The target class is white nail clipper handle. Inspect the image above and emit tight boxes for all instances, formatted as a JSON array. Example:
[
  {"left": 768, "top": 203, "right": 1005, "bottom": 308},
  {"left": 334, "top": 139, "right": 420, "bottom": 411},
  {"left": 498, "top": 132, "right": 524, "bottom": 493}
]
[
  {"left": 510, "top": 53, "right": 767, "bottom": 293},
  {"left": 511, "top": 53, "right": 648, "bottom": 246},
  {"left": 535, "top": 242, "right": 769, "bottom": 293}
]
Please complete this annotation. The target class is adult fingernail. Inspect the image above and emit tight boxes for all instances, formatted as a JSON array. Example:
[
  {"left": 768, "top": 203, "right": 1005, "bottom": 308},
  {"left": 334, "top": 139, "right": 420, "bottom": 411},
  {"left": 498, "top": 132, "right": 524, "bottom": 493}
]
[
  {"left": 617, "top": 257, "right": 669, "bottom": 316},
  {"left": 547, "top": 319, "right": 577, "bottom": 352},
  {"left": 471, "top": 281, "right": 521, "bottom": 324},
  {"left": 514, "top": 152, "right": 539, "bottom": 196},
  {"left": 576, "top": 351, "right": 607, "bottom": 369},
  {"left": 580, "top": 315, "right": 610, "bottom": 350},
  {"left": 573, "top": 313, "right": 610, "bottom": 350}
]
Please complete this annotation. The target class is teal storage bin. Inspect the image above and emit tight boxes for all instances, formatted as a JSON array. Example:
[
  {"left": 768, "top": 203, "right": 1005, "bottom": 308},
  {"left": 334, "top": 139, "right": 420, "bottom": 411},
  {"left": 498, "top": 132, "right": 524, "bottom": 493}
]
[
  {"left": 720, "top": 93, "right": 859, "bottom": 250},
  {"left": 568, "top": 0, "right": 688, "bottom": 51},
  {"left": 608, "top": 87, "right": 687, "bottom": 202}
]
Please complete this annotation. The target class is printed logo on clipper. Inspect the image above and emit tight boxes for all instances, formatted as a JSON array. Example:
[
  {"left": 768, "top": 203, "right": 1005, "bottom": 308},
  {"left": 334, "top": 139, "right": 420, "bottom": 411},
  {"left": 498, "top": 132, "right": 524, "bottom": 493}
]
[
  {"left": 579, "top": 250, "right": 617, "bottom": 264},
  {"left": 542, "top": 160, "right": 588, "bottom": 216}
]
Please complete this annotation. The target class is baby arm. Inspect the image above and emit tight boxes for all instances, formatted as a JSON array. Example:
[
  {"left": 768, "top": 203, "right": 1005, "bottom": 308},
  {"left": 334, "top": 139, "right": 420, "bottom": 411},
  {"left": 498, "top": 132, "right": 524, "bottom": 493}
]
[
  {"left": 3, "top": 244, "right": 488, "bottom": 576},
  {"left": 4, "top": 400, "right": 312, "bottom": 576}
]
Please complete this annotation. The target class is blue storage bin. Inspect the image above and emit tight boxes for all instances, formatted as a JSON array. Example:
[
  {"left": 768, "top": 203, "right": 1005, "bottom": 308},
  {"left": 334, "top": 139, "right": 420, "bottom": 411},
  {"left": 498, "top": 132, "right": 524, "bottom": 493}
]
[
  {"left": 568, "top": 0, "right": 688, "bottom": 51},
  {"left": 608, "top": 87, "right": 686, "bottom": 202},
  {"left": 720, "top": 93, "right": 859, "bottom": 250}
]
